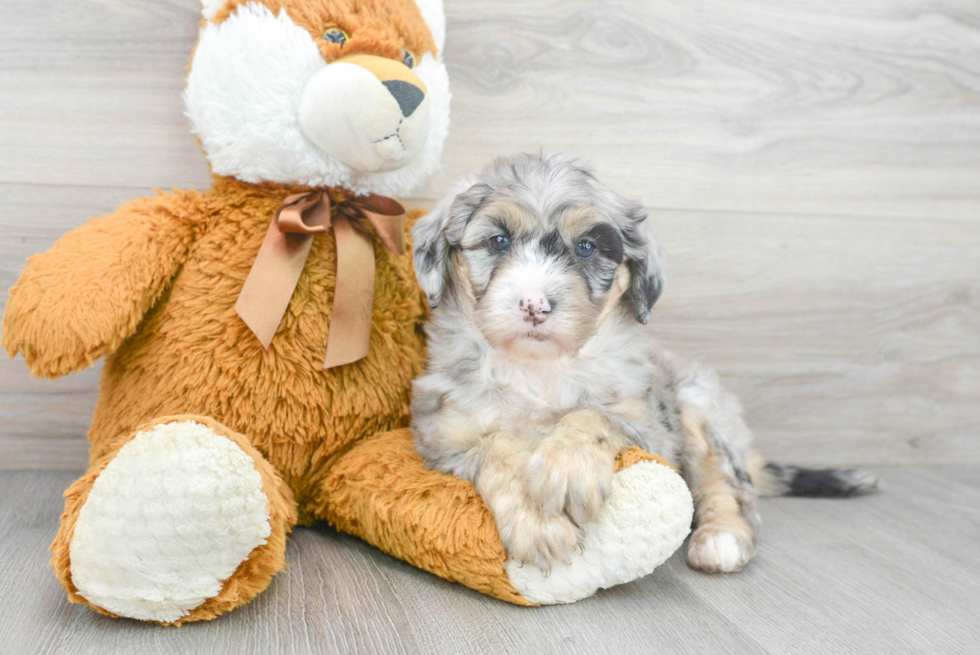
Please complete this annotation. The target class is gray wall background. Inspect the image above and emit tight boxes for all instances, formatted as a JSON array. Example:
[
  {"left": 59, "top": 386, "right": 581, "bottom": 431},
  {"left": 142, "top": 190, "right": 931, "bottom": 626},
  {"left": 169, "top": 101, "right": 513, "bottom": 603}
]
[{"left": 1, "top": 0, "right": 978, "bottom": 469}]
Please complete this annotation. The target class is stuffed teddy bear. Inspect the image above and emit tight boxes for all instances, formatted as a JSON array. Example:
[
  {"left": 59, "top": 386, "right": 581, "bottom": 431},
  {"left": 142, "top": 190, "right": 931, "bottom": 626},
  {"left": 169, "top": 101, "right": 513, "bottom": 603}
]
[{"left": 2, "top": 0, "right": 693, "bottom": 623}]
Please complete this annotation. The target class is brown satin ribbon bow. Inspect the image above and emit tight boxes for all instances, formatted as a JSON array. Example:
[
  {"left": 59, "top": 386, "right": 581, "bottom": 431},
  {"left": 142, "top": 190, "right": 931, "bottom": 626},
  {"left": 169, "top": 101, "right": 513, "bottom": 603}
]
[{"left": 235, "top": 190, "right": 406, "bottom": 369}]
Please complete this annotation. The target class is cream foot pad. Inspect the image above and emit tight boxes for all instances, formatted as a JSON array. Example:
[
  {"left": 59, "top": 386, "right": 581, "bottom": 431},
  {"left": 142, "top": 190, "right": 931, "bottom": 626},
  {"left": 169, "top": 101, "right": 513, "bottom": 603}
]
[{"left": 69, "top": 421, "right": 272, "bottom": 622}]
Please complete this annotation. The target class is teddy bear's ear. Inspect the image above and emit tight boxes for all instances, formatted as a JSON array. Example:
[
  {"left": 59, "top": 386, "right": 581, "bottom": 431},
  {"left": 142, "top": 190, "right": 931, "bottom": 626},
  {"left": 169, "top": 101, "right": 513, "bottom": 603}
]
[
  {"left": 200, "top": 0, "right": 225, "bottom": 21},
  {"left": 413, "top": 0, "right": 446, "bottom": 53}
]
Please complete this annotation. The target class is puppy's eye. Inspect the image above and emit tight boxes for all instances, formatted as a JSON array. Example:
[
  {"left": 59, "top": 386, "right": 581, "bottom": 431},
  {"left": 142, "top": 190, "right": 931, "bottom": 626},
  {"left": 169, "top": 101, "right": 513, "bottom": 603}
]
[
  {"left": 324, "top": 28, "right": 348, "bottom": 45},
  {"left": 576, "top": 240, "right": 596, "bottom": 259},
  {"left": 489, "top": 235, "right": 511, "bottom": 253},
  {"left": 402, "top": 48, "right": 416, "bottom": 69}
]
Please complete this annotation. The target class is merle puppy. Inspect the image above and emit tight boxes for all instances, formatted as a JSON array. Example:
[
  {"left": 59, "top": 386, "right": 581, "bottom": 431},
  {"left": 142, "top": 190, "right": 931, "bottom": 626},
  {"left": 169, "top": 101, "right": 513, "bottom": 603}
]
[{"left": 410, "top": 153, "right": 877, "bottom": 573}]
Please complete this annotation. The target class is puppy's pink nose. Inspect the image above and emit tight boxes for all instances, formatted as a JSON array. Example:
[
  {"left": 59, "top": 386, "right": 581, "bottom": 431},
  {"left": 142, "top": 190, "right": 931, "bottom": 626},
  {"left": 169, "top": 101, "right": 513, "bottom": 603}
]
[{"left": 519, "top": 293, "right": 551, "bottom": 326}]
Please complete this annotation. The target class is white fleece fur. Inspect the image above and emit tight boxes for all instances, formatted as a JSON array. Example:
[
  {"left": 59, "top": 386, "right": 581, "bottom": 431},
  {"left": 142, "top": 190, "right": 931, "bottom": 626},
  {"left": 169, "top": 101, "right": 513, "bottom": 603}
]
[
  {"left": 69, "top": 421, "right": 272, "bottom": 623},
  {"left": 298, "top": 61, "right": 431, "bottom": 173},
  {"left": 505, "top": 461, "right": 694, "bottom": 604},
  {"left": 200, "top": 0, "right": 223, "bottom": 20},
  {"left": 184, "top": 2, "right": 450, "bottom": 197},
  {"left": 412, "top": 0, "right": 446, "bottom": 51}
]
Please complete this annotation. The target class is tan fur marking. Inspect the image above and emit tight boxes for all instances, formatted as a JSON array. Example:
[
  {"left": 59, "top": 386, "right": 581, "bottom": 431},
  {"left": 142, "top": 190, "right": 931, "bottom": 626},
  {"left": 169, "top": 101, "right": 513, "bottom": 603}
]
[
  {"left": 594, "top": 263, "right": 631, "bottom": 328},
  {"left": 461, "top": 199, "right": 537, "bottom": 248},
  {"left": 449, "top": 249, "right": 479, "bottom": 313},
  {"left": 680, "top": 410, "right": 756, "bottom": 572},
  {"left": 557, "top": 206, "right": 611, "bottom": 237},
  {"left": 747, "top": 451, "right": 784, "bottom": 496}
]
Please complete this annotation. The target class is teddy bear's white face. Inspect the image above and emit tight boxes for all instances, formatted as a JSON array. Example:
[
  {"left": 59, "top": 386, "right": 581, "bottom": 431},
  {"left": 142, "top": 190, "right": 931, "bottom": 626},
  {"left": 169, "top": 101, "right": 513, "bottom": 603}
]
[{"left": 184, "top": 0, "right": 449, "bottom": 198}]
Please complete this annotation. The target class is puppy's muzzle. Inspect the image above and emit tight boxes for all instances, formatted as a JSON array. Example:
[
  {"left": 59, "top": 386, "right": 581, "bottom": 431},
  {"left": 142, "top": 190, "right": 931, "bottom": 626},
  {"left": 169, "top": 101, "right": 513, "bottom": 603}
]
[
  {"left": 298, "top": 54, "right": 431, "bottom": 173},
  {"left": 520, "top": 292, "right": 552, "bottom": 326}
]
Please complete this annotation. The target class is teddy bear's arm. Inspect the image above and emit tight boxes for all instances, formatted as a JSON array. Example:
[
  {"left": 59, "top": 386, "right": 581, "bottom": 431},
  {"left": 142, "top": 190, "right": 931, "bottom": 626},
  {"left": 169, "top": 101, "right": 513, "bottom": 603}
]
[{"left": 2, "top": 190, "right": 206, "bottom": 378}]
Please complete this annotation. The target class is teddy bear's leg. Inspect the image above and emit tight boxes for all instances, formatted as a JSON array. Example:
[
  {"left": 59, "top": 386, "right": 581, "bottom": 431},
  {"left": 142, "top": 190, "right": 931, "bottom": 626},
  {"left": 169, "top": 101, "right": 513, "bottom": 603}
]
[
  {"left": 51, "top": 415, "right": 297, "bottom": 624},
  {"left": 316, "top": 428, "right": 694, "bottom": 605}
]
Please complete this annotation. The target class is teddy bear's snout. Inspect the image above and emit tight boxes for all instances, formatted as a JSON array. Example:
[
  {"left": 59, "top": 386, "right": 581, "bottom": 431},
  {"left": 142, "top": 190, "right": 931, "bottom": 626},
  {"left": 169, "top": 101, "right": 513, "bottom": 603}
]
[
  {"left": 382, "top": 80, "right": 425, "bottom": 118},
  {"left": 297, "top": 54, "right": 431, "bottom": 174}
]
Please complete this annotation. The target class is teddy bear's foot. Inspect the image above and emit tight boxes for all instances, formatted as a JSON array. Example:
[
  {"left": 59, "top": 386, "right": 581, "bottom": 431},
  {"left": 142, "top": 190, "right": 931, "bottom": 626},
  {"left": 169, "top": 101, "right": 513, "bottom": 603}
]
[
  {"left": 319, "top": 429, "right": 694, "bottom": 606},
  {"left": 51, "top": 415, "right": 297, "bottom": 624}
]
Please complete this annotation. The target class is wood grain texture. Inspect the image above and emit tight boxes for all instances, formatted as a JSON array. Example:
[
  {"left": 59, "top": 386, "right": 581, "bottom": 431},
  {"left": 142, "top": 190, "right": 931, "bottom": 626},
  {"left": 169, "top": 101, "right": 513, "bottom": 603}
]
[
  {"left": 652, "top": 209, "right": 980, "bottom": 467},
  {"left": 2, "top": 0, "right": 979, "bottom": 217},
  {"left": 437, "top": 0, "right": 980, "bottom": 220},
  {"left": 2, "top": 467, "right": 978, "bottom": 654},
  {"left": 0, "top": 0, "right": 978, "bottom": 471},
  {"left": 3, "top": 184, "right": 977, "bottom": 467}
]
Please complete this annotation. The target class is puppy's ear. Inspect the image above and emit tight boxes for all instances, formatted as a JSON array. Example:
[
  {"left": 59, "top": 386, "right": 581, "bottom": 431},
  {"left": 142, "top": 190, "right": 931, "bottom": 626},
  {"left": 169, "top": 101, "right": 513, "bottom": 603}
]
[
  {"left": 626, "top": 235, "right": 666, "bottom": 324},
  {"left": 611, "top": 197, "right": 666, "bottom": 324},
  {"left": 412, "top": 180, "right": 491, "bottom": 308},
  {"left": 412, "top": 195, "right": 452, "bottom": 308}
]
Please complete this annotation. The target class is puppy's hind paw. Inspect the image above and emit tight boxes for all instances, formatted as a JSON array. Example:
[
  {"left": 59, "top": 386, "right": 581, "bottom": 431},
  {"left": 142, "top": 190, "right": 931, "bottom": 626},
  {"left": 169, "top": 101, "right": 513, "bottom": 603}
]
[{"left": 687, "top": 526, "right": 755, "bottom": 573}]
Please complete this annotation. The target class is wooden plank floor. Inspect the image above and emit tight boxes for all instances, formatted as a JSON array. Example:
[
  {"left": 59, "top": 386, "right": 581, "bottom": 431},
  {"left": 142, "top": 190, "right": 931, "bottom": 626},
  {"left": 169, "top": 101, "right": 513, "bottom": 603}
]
[
  {"left": 1, "top": 0, "right": 979, "bottom": 652},
  {"left": 2, "top": 467, "right": 978, "bottom": 655}
]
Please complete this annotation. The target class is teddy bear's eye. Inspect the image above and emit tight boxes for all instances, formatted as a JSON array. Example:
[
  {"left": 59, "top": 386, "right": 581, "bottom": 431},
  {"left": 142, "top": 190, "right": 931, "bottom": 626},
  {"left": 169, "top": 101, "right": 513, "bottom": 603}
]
[
  {"left": 324, "top": 28, "right": 348, "bottom": 45},
  {"left": 402, "top": 48, "right": 416, "bottom": 69}
]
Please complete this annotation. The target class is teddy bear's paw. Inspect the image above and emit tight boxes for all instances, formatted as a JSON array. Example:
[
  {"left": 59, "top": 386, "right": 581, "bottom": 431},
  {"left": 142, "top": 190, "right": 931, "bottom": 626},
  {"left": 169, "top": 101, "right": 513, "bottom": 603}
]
[
  {"left": 504, "top": 459, "right": 694, "bottom": 604},
  {"left": 68, "top": 420, "right": 272, "bottom": 623}
]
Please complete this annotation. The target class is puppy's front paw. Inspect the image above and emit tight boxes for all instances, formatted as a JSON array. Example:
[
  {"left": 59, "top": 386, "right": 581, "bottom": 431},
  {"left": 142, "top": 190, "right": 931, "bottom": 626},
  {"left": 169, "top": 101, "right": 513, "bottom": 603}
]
[
  {"left": 499, "top": 507, "right": 581, "bottom": 573},
  {"left": 525, "top": 410, "right": 618, "bottom": 526},
  {"left": 687, "top": 525, "right": 755, "bottom": 573}
]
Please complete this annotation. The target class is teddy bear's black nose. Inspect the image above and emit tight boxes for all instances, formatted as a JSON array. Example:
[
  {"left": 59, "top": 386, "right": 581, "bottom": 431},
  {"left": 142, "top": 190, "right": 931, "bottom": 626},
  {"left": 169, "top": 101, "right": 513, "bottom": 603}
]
[{"left": 382, "top": 80, "right": 425, "bottom": 118}]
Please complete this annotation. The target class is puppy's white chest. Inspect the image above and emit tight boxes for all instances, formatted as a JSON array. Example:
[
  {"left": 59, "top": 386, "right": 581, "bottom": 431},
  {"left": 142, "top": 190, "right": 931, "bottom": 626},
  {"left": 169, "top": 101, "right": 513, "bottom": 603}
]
[{"left": 489, "top": 355, "right": 586, "bottom": 413}]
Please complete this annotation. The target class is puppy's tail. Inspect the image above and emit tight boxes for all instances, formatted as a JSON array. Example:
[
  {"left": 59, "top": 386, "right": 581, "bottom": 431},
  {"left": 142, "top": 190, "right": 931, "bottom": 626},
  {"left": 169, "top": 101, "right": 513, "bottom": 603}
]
[{"left": 748, "top": 453, "right": 879, "bottom": 498}]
